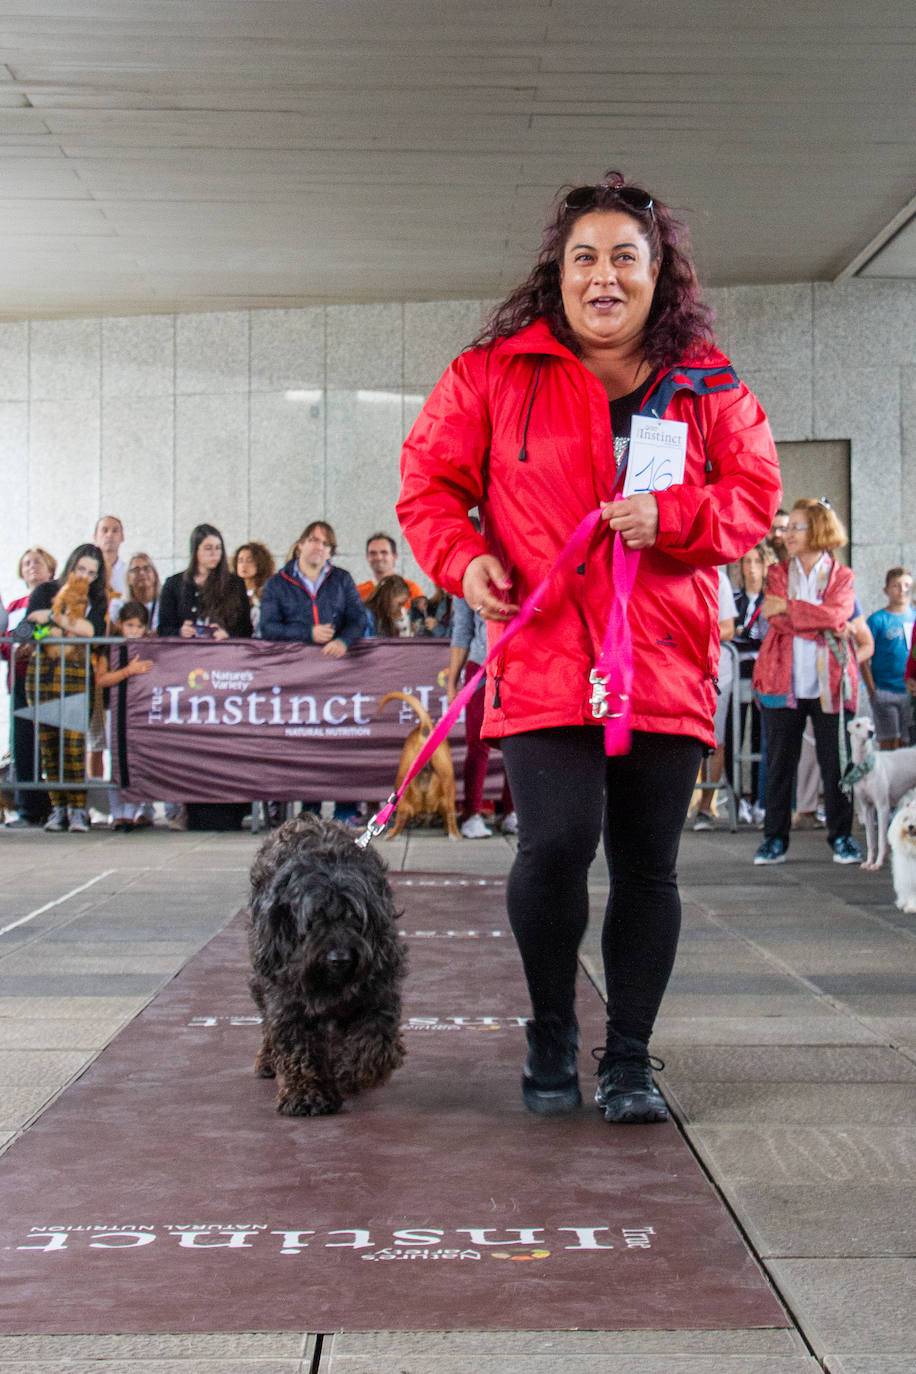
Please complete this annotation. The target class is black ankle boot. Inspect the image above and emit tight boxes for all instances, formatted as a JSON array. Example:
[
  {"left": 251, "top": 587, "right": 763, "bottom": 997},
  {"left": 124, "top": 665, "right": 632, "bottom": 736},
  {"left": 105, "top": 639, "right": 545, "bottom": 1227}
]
[
  {"left": 592, "top": 1030, "right": 667, "bottom": 1124},
  {"left": 521, "top": 1015, "right": 581, "bottom": 1116}
]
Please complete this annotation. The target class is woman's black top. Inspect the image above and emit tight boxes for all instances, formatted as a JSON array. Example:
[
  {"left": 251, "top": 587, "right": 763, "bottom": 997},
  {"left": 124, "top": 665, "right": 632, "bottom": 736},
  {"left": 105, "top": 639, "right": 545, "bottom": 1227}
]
[{"left": 157, "top": 572, "right": 253, "bottom": 638}]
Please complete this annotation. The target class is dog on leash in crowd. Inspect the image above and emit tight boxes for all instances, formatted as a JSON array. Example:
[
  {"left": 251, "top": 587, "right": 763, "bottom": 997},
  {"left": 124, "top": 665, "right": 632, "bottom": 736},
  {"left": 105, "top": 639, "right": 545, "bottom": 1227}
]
[
  {"left": 247, "top": 813, "right": 407, "bottom": 1116},
  {"left": 847, "top": 716, "right": 916, "bottom": 870},
  {"left": 377, "top": 691, "right": 461, "bottom": 839},
  {"left": 888, "top": 795, "right": 916, "bottom": 913}
]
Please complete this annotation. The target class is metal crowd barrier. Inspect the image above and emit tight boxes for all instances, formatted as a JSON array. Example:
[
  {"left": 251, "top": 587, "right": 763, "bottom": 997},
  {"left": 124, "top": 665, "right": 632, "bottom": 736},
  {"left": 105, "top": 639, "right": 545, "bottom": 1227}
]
[
  {"left": 691, "top": 640, "right": 762, "bottom": 833},
  {"left": 7, "top": 635, "right": 128, "bottom": 794}
]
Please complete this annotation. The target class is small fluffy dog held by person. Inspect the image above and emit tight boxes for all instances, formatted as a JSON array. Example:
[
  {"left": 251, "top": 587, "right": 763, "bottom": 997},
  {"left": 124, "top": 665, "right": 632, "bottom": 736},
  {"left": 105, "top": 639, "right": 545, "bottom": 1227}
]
[
  {"left": 846, "top": 717, "right": 916, "bottom": 870},
  {"left": 247, "top": 813, "right": 407, "bottom": 1116},
  {"left": 377, "top": 690, "right": 461, "bottom": 839},
  {"left": 44, "top": 575, "right": 91, "bottom": 659},
  {"left": 888, "top": 795, "right": 916, "bottom": 913}
]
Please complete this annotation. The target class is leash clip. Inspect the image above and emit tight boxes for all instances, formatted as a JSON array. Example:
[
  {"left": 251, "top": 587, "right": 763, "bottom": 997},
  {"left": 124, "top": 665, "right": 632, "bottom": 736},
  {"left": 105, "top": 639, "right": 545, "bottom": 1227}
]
[
  {"left": 354, "top": 793, "right": 398, "bottom": 849},
  {"left": 588, "top": 669, "right": 610, "bottom": 719}
]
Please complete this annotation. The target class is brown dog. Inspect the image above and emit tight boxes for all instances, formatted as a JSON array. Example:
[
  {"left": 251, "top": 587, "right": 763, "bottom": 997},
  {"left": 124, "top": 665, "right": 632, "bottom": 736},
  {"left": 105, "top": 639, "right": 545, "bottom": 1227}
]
[
  {"left": 44, "top": 575, "right": 91, "bottom": 660},
  {"left": 377, "top": 691, "right": 461, "bottom": 839}
]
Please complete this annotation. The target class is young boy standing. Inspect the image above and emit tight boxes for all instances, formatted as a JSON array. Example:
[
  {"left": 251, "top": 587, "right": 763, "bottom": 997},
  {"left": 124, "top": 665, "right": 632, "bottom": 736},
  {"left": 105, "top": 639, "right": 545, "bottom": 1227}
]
[
  {"left": 96, "top": 601, "right": 154, "bottom": 829},
  {"left": 863, "top": 568, "right": 916, "bottom": 750}
]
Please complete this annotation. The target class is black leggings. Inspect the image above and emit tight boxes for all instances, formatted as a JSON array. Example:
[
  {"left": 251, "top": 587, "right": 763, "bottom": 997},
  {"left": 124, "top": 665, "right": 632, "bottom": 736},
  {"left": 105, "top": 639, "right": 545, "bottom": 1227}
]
[{"left": 501, "top": 727, "right": 704, "bottom": 1044}]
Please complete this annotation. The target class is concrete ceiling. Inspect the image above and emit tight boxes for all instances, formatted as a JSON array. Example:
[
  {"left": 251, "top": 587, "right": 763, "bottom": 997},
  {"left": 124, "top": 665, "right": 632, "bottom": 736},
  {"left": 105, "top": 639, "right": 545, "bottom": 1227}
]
[{"left": 0, "top": 0, "right": 914, "bottom": 318}]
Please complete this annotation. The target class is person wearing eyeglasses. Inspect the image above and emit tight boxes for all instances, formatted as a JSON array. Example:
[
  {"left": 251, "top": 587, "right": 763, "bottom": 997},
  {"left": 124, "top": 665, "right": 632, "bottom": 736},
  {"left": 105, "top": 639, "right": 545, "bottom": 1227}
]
[
  {"left": 751, "top": 498, "right": 862, "bottom": 867},
  {"left": 126, "top": 553, "right": 162, "bottom": 631},
  {"left": 398, "top": 170, "right": 781, "bottom": 1124}
]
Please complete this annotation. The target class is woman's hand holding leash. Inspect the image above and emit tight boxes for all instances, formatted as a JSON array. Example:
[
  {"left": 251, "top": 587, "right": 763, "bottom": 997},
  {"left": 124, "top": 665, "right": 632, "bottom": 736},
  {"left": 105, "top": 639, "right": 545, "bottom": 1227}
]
[
  {"left": 602, "top": 493, "right": 659, "bottom": 549},
  {"left": 462, "top": 554, "right": 518, "bottom": 621}
]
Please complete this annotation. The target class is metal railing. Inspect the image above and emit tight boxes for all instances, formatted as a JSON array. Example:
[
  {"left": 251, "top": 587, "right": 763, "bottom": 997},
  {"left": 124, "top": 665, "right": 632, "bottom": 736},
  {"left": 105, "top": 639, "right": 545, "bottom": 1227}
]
[
  {"left": 693, "top": 640, "right": 762, "bottom": 833},
  {"left": 7, "top": 635, "right": 126, "bottom": 792}
]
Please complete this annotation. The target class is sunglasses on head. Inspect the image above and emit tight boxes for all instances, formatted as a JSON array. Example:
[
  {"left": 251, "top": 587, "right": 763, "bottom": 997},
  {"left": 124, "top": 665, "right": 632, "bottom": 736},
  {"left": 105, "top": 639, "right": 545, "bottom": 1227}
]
[{"left": 564, "top": 183, "right": 655, "bottom": 218}]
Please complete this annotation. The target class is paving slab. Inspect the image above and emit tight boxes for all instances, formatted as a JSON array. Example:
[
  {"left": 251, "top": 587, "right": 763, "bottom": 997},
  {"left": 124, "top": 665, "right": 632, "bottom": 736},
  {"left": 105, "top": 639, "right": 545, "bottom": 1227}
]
[
  {"left": 657, "top": 1045, "right": 916, "bottom": 1082},
  {"left": 652, "top": 1017, "right": 883, "bottom": 1046},
  {"left": 716, "top": 1180, "right": 916, "bottom": 1258},
  {"left": 0, "top": 973, "right": 168, "bottom": 998},
  {"left": 0, "top": 1334, "right": 311, "bottom": 1360},
  {"left": 664, "top": 1081, "right": 916, "bottom": 1126},
  {"left": 324, "top": 1332, "right": 818, "bottom": 1373},
  {"left": 0, "top": 1050, "right": 92, "bottom": 1087},
  {"left": 0, "top": 949, "right": 195, "bottom": 976},
  {"left": 0, "top": 1083, "right": 82, "bottom": 1131},
  {"left": 857, "top": 1017, "right": 916, "bottom": 1051},
  {"left": 322, "top": 1329, "right": 806, "bottom": 1362},
  {"left": 0, "top": 1362, "right": 306, "bottom": 1373},
  {"left": 768, "top": 1258, "right": 916, "bottom": 1356},
  {"left": 0, "top": 1016, "right": 140, "bottom": 1051},
  {"left": 825, "top": 1358, "right": 916, "bottom": 1374},
  {"left": 689, "top": 1125, "right": 916, "bottom": 1185}
]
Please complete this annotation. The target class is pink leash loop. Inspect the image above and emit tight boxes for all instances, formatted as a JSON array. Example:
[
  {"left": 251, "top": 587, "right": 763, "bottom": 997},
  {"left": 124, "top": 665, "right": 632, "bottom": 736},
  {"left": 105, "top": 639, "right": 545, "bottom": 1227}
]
[{"left": 357, "top": 505, "right": 634, "bottom": 846}]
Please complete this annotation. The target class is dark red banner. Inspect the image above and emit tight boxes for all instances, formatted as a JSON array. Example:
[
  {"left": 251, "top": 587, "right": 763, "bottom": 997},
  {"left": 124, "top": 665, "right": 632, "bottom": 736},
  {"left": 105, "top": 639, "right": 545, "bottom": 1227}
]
[{"left": 115, "top": 638, "right": 503, "bottom": 804}]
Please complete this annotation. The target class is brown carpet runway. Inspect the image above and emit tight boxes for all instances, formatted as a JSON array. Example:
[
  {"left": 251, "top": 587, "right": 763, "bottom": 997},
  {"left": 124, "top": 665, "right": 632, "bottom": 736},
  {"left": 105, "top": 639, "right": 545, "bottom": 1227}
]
[{"left": 0, "top": 874, "right": 788, "bottom": 1335}]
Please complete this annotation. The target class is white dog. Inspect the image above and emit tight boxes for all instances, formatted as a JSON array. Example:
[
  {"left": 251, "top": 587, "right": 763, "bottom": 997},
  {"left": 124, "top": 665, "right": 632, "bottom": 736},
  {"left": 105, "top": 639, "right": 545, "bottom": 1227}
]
[
  {"left": 888, "top": 798, "right": 916, "bottom": 913},
  {"left": 846, "top": 717, "right": 916, "bottom": 870}
]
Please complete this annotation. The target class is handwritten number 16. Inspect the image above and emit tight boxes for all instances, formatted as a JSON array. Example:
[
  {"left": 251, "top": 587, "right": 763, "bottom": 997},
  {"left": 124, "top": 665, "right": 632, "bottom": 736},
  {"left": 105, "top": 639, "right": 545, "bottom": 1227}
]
[{"left": 631, "top": 456, "right": 675, "bottom": 493}]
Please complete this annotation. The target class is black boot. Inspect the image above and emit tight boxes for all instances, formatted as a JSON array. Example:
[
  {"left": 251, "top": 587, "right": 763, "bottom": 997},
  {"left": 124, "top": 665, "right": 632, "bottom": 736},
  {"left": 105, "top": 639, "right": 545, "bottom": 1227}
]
[
  {"left": 593, "top": 1029, "right": 667, "bottom": 1124},
  {"left": 521, "top": 1015, "right": 581, "bottom": 1117}
]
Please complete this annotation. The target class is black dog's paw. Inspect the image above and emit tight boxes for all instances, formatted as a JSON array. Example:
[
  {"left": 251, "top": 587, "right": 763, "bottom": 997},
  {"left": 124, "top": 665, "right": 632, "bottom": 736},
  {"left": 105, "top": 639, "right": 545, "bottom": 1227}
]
[
  {"left": 254, "top": 1046, "right": 276, "bottom": 1078},
  {"left": 277, "top": 1091, "right": 342, "bottom": 1117}
]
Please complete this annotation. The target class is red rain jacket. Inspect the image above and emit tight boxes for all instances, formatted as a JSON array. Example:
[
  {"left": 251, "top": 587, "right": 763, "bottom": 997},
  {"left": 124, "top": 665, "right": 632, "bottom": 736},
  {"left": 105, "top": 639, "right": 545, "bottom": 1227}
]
[
  {"left": 398, "top": 319, "right": 781, "bottom": 747},
  {"left": 751, "top": 557, "right": 857, "bottom": 712}
]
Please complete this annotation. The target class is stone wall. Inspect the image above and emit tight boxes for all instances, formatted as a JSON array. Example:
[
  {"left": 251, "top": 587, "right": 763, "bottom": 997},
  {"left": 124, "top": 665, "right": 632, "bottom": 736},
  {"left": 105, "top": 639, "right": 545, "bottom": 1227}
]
[{"left": 2, "top": 282, "right": 915, "bottom": 612}]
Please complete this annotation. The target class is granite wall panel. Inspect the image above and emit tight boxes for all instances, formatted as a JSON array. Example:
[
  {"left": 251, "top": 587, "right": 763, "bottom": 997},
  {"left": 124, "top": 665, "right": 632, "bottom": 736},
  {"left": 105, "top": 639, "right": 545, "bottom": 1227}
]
[{"left": 1, "top": 286, "right": 915, "bottom": 623}]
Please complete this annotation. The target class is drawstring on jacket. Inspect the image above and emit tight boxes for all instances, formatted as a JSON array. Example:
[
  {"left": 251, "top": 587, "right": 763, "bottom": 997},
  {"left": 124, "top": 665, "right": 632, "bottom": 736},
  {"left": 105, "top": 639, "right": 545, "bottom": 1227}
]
[{"left": 517, "top": 360, "right": 543, "bottom": 461}]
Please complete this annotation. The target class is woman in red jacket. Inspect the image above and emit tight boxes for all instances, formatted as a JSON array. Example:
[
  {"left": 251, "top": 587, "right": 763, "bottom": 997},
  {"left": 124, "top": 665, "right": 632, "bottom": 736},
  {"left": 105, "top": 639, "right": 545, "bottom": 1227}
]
[
  {"left": 751, "top": 499, "right": 861, "bottom": 867},
  {"left": 398, "top": 172, "right": 781, "bottom": 1123}
]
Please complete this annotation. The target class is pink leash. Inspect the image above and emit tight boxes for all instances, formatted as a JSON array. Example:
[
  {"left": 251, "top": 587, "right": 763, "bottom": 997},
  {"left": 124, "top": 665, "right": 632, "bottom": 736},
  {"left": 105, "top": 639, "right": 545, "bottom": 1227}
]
[{"left": 356, "top": 501, "right": 639, "bottom": 848}]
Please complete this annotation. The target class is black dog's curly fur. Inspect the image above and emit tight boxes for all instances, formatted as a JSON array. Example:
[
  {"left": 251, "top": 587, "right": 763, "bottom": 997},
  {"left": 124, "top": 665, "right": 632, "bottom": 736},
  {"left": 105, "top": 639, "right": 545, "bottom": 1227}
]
[{"left": 248, "top": 814, "right": 407, "bottom": 1116}]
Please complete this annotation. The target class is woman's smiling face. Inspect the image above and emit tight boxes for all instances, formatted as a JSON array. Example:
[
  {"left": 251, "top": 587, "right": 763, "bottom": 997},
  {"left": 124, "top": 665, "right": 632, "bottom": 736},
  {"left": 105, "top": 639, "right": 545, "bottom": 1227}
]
[{"left": 559, "top": 210, "right": 659, "bottom": 355}]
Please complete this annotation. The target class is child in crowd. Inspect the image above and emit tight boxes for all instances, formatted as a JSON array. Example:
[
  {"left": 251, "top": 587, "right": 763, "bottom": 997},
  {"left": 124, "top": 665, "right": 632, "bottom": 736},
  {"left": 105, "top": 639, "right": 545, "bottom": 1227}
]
[
  {"left": 365, "top": 575, "right": 412, "bottom": 637},
  {"left": 864, "top": 567, "right": 916, "bottom": 750},
  {"left": 94, "top": 600, "right": 154, "bottom": 831},
  {"left": 233, "top": 541, "right": 275, "bottom": 635}
]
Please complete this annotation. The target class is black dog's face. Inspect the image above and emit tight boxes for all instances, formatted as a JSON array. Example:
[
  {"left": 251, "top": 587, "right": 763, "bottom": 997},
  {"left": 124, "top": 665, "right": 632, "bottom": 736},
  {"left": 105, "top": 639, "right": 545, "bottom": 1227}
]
[
  {"left": 260, "top": 859, "right": 379, "bottom": 1000},
  {"left": 248, "top": 814, "right": 406, "bottom": 1020}
]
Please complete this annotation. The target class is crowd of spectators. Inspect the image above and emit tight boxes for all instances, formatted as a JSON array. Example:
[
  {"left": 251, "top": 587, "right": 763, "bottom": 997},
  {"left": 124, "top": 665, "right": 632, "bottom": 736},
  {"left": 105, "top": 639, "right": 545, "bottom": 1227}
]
[
  {"left": 1, "top": 516, "right": 508, "bottom": 835},
  {"left": 688, "top": 498, "right": 916, "bottom": 870},
  {"left": 4, "top": 502, "right": 914, "bottom": 858}
]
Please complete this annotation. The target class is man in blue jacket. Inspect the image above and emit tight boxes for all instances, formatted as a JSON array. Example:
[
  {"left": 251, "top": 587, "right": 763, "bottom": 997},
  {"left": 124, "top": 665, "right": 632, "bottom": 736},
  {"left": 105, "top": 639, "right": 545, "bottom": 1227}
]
[{"left": 259, "top": 521, "right": 366, "bottom": 654}]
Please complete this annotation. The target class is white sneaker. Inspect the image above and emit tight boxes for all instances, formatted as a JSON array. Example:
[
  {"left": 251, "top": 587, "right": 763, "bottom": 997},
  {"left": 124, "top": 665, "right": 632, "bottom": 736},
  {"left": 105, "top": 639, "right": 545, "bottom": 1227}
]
[
  {"left": 752, "top": 803, "right": 766, "bottom": 827},
  {"left": 692, "top": 810, "right": 715, "bottom": 831},
  {"left": 737, "top": 798, "right": 753, "bottom": 825},
  {"left": 500, "top": 811, "right": 518, "bottom": 835},
  {"left": 44, "top": 806, "right": 68, "bottom": 832},
  {"left": 460, "top": 813, "right": 493, "bottom": 839},
  {"left": 68, "top": 808, "right": 90, "bottom": 833}
]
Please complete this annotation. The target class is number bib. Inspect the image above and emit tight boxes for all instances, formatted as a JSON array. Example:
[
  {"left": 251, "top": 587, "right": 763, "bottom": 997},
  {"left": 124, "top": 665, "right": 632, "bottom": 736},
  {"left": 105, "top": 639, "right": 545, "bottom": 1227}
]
[{"left": 622, "top": 416, "right": 687, "bottom": 496}]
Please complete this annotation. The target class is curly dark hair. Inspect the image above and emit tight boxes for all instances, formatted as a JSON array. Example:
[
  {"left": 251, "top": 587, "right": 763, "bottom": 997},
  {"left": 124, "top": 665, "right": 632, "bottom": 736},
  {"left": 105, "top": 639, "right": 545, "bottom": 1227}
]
[
  {"left": 473, "top": 170, "right": 715, "bottom": 369},
  {"left": 365, "top": 575, "right": 411, "bottom": 638},
  {"left": 233, "top": 540, "right": 276, "bottom": 594}
]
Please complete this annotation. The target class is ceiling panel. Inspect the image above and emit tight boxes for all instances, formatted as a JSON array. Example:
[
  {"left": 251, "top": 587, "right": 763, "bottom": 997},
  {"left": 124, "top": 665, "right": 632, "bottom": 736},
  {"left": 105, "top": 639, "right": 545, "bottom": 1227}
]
[{"left": 0, "top": 0, "right": 911, "bottom": 317}]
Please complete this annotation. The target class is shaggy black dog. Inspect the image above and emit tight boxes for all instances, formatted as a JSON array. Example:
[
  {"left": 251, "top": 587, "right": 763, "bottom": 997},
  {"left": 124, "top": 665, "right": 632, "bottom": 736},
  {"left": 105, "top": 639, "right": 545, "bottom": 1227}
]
[{"left": 248, "top": 813, "right": 407, "bottom": 1116}]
